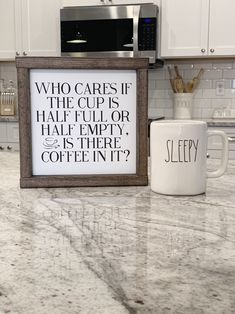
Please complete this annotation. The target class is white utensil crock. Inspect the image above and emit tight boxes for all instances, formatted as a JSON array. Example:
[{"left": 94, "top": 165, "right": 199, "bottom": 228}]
[{"left": 173, "top": 93, "right": 193, "bottom": 119}]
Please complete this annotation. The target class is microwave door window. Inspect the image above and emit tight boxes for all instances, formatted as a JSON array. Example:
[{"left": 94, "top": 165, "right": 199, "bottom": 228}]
[{"left": 61, "top": 19, "right": 133, "bottom": 52}]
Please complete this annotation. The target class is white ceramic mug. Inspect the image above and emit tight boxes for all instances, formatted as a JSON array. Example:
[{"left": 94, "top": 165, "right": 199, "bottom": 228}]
[{"left": 150, "top": 120, "right": 229, "bottom": 195}]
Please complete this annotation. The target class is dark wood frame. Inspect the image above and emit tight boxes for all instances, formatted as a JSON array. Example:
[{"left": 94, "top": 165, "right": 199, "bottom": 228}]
[{"left": 16, "top": 57, "right": 148, "bottom": 188}]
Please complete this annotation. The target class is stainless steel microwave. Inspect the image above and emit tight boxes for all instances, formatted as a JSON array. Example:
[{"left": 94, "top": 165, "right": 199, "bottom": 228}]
[{"left": 60, "top": 4, "right": 159, "bottom": 64}]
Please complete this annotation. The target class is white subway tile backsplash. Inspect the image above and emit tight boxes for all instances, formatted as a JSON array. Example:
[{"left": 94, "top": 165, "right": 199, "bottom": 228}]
[
  {"left": 151, "top": 89, "right": 171, "bottom": 99},
  {"left": 192, "top": 63, "right": 213, "bottom": 70},
  {"left": 223, "top": 69, "right": 235, "bottom": 79},
  {"left": 154, "top": 79, "right": 172, "bottom": 90},
  {"left": 150, "top": 99, "right": 172, "bottom": 109},
  {"left": 194, "top": 98, "right": 212, "bottom": 109},
  {"left": 211, "top": 98, "right": 231, "bottom": 109},
  {"left": 149, "top": 107, "right": 165, "bottom": 118},
  {"left": 148, "top": 60, "right": 235, "bottom": 119},
  {"left": 0, "top": 62, "right": 17, "bottom": 85},
  {"left": 203, "top": 69, "right": 223, "bottom": 80},
  {"left": 202, "top": 108, "right": 215, "bottom": 118},
  {"left": 198, "top": 79, "right": 212, "bottom": 89},
  {"left": 231, "top": 99, "right": 235, "bottom": 107},
  {"left": 212, "top": 79, "right": 231, "bottom": 89},
  {"left": 2, "top": 59, "right": 235, "bottom": 120},
  {"left": 148, "top": 79, "right": 156, "bottom": 90},
  {"left": 212, "top": 62, "right": 233, "bottom": 70},
  {"left": 166, "top": 89, "right": 175, "bottom": 98},
  {"left": 224, "top": 89, "right": 235, "bottom": 98},
  {"left": 202, "top": 89, "right": 216, "bottom": 98},
  {"left": 192, "top": 108, "right": 202, "bottom": 118},
  {"left": 181, "top": 69, "right": 202, "bottom": 80},
  {"left": 149, "top": 69, "right": 165, "bottom": 80},
  {"left": 192, "top": 89, "right": 203, "bottom": 99}
]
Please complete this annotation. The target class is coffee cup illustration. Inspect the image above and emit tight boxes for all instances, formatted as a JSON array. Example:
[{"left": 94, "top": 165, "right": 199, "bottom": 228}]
[{"left": 43, "top": 137, "right": 59, "bottom": 149}]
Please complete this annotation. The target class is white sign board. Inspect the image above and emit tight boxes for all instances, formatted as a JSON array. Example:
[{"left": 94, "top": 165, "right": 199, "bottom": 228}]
[{"left": 30, "top": 69, "right": 137, "bottom": 175}]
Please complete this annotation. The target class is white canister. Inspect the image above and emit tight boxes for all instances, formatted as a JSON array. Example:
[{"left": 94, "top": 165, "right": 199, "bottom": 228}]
[
  {"left": 173, "top": 93, "right": 193, "bottom": 119},
  {"left": 150, "top": 120, "right": 228, "bottom": 195}
]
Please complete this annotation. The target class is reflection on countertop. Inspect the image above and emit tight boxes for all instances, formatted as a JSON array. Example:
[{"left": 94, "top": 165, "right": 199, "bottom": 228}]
[{"left": 0, "top": 152, "right": 235, "bottom": 314}]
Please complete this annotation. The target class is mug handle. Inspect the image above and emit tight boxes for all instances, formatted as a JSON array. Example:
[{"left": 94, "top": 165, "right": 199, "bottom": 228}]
[{"left": 207, "top": 130, "right": 229, "bottom": 178}]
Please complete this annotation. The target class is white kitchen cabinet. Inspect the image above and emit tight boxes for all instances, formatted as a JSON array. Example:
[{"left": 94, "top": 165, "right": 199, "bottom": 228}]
[
  {"left": 209, "top": 1, "right": 235, "bottom": 56},
  {"left": 0, "top": 123, "right": 8, "bottom": 142},
  {"left": 62, "top": 0, "right": 159, "bottom": 6},
  {"left": 62, "top": 0, "right": 103, "bottom": 6},
  {"left": 0, "top": 0, "right": 21, "bottom": 59},
  {"left": 161, "top": 0, "right": 235, "bottom": 58},
  {"left": 0, "top": 122, "right": 19, "bottom": 151},
  {"left": 21, "top": 0, "right": 62, "bottom": 57},
  {"left": 208, "top": 127, "right": 235, "bottom": 160},
  {"left": 111, "top": 0, "right": 159, "bottom": 4},
  {"left": 0, "top": 0, "right": 62, "bottom": 60}
]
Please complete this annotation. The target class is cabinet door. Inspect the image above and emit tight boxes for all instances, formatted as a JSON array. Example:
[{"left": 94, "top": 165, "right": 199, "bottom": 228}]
[
  {"left": 209, "top": 0, "right": 235, "bottom": 56},
  {"left": 6, "top": 122, "right": 19, "bottom": 143},
  {"left": 160, "top": 0, "right": 209, "bottom": 58},
  {"left": 0, "top": 0, "right": 21, "bottom": 59},
  {"left": 0, "top": 123, "right": 7, "bottom": 142},
  {"left": 62, "top": 0, "right": 104, "bottom": 6},
  {"left": 62, "top": 0, "right": 159, "bottom": 6},
  {"left": 111, "top": 0, "right": 159, "bottom": 4},
  {"left": 21, "top": 0, "right": 62, "bottom": 56}
]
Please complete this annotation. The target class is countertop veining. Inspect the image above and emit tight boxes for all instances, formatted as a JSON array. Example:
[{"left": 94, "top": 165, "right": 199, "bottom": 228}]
[{"left": 0, "top": 152, "right": 235, "bottom": 314}]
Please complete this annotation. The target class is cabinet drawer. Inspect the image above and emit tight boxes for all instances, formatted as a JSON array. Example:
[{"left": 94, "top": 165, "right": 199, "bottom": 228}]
[
  {"left": 7, "top": 122, "right": 19, "bottom": 142},
  {"left": 0, "top": 142, "right": 19, "bottom": 152},
  {"left": 0, "top": 122, "right": 19, "bottom": 151},
  {"left": 0, "top": 122, "right": 7, "bottom": 142}
]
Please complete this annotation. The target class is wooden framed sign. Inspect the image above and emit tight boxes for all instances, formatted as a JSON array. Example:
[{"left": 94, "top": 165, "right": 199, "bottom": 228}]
[{"left": 16, "top": 57, "right": 148, "bottom": 188}]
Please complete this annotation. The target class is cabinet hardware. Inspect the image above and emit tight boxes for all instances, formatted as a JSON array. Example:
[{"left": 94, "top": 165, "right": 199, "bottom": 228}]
[
  {"left": 7, "top": 146, "right": 12, "bottom": 150},
  {"left": 210, "top": 48, "right": 215, "bottom": 53},
  {"left": 23, "top": 51, "right": 27, "bottom": 56},
  {"left": 201, "top": 48, "right": 206, "bottom": 53},
  {"left": 100, "top": 0, "right": 104, "bottom": 2},
  {"left": 228, "top": 137, "right": 235, "bottom": 143},
  {"left": 0, "top": 146, "right": 4, "bottom": 150},
  {"left": 16, "top": 52, "right": 20, "bottom": 56}
]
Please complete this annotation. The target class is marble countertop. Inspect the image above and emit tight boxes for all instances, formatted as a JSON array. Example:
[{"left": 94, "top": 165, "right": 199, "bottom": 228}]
[
  {"left": 0, "top": 152, "right": 235, "bottom": 314},
  {"left": 0, "top": 116, "right": 18, "bottom": 122}
]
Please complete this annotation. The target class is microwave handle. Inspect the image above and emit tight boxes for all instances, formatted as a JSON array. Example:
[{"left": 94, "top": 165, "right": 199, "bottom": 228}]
[{"left": 133, "top": 5, "right": 141, "bottom": 57}]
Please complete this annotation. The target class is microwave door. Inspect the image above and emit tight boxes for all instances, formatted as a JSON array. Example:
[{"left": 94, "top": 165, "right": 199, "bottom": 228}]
[{"left": 61, "top": 18, "right": 134, "bottom": 57}]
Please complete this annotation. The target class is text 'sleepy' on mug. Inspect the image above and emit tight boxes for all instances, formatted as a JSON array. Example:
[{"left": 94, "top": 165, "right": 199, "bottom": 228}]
[{"left": 150, "top": 120, "right": 229, "bottom": 195}]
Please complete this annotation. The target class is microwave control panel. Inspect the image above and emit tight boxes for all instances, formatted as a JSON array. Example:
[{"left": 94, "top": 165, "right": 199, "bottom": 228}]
[{"left": 138, "top": 18, "right": 157, "bottom": 51}]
